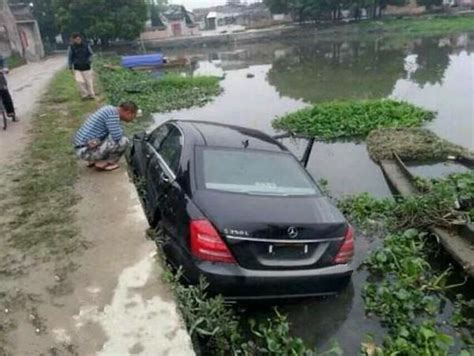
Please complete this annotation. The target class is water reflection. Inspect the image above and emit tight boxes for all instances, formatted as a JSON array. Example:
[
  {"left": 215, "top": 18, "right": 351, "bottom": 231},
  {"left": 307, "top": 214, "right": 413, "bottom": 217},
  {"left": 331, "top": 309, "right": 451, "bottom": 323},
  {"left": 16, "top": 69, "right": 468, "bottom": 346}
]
[
  {"left": 268, "top": 40, "right": 407, "bottom": 102},
  {"left": 410, "top": 37, "right": 452, "bottom": 87}
]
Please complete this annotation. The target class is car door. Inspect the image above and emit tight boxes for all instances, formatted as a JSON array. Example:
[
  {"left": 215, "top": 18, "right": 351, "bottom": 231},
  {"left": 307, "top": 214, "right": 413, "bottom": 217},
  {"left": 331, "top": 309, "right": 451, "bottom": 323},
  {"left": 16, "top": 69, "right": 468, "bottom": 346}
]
[
  {"left": 136, "top": 124, "right": 170, "bottom": 177},
  {"left": 145, "top": 124, "right": 183, "bottom": 224}
]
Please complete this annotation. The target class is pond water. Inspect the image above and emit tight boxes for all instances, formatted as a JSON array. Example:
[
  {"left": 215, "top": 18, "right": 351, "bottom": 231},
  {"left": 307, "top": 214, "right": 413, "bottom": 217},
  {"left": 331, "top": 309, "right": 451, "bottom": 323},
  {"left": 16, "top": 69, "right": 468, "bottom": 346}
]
[
  {"left": 153, "top": 32, "right": 473, "bottom": 199},
  {"left": 149, "top": 32, "right": 474, "bottom": 352}
]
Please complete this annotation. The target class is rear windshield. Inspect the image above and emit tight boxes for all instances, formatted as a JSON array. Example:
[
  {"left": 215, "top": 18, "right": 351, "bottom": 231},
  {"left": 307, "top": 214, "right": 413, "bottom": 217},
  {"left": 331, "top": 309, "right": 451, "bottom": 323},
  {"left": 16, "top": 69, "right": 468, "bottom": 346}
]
[{"left": 197, "top": 147, "right": 320, "bottom": 196}]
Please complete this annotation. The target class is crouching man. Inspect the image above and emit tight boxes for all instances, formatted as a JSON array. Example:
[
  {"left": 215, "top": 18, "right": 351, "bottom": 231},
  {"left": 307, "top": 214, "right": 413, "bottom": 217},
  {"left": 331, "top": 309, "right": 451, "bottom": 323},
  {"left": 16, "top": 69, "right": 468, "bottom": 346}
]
[{"left": 74, "top": 102, "right": 138, "bottom": 171}]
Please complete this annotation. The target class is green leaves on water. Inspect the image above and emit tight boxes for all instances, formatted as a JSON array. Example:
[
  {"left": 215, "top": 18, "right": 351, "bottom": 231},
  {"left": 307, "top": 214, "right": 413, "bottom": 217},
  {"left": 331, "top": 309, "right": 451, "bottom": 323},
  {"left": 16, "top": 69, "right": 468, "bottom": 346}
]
[
  {"left": 96, "top": 61, "right": 222, "bottom": 115},
  {"left": 272, "top": 99, "right": 434, "bottom": 140},
  {"left": 362, "top": 230, "right": 457, "bottom": 355},
  {"left": 339, "top": 172, "right": 474, "bottom": 231},
  {"left": 341, "top": 174, "right": 474, "bottom": 355}
]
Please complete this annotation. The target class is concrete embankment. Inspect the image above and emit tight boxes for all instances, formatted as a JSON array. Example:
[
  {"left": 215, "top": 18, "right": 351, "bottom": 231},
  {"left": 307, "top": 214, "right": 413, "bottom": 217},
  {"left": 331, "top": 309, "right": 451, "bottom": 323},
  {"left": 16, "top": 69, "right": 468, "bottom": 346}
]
[{"left": 140, "top": 25, "right": 301, "bottom": 49}]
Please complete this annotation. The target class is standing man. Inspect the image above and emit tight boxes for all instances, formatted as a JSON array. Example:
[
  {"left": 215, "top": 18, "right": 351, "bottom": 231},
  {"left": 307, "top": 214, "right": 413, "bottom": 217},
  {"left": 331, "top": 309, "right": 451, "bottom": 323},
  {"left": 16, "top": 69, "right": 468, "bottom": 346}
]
[
  {"left": 0, "top": 54, "right": 15, "bottom": 117},
  {"left": 74, "top": 102, "right": 138, "bottom": 171},
  {"left": 68, "top": 33, "right": 95, "bottom": 100}
]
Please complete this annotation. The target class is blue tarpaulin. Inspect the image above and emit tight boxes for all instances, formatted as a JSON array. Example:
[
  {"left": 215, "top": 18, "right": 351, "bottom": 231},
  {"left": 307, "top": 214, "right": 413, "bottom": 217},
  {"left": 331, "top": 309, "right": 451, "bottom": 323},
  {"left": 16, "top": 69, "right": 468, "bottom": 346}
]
[{"left": 121, "top": 54, "right": 164, "bottom": 69}]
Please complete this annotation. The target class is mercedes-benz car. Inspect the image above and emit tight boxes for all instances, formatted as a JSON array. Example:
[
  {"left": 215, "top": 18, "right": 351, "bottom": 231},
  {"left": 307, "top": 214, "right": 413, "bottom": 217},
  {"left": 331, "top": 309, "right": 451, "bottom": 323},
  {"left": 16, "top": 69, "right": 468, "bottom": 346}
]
[{"left": 127, "top": 120, "right": 354, "bottom": 299}]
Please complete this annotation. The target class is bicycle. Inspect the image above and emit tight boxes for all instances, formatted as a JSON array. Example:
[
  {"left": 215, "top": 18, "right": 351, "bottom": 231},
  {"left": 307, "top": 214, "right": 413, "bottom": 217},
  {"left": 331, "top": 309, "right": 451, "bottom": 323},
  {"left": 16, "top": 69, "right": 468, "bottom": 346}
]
[
  {"left": 0, "top": 100, "right": 16, "bottom": 130},
  {"left": 0, "top": 70, "right": 16, "bottom": 130},
  {"left": 0, "top": 101, "right": 6, "bottom": 130}
]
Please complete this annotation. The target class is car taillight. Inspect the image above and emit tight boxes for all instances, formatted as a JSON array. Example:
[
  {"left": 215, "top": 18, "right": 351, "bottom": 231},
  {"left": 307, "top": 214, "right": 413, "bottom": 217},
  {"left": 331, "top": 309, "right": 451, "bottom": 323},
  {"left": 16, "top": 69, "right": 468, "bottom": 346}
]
[
  {"left": 190, "top": 220, "right": 236, "bottom": 264},
  {"left": 333, "top": 226, "right": 354, "bottom": 265}
]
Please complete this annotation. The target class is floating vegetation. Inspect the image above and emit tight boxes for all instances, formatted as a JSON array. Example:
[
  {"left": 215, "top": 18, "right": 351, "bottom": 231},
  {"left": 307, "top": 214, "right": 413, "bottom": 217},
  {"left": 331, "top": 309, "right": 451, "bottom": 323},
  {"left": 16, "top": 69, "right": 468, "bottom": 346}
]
[
  {"left": 163, "top": 268, "right": 342, "bottom": 356},
  {"left": 97, "top": 63, "right": 222, "bottom": 114},
  {"left": 362, "top": 229, "right": 472, "bottom": 355},
  {"left": 367, "top": 128, "right": 471, "bottom": 162},
  {"left": 339, "top": 172, "right": 474, "bottom": 231},
  {"left": 339, "top": 173, "right": 474, "bottom": 354},
  {"left": 272, "top": 100, "right": 434, "bottom": 140},
  {"left": 96, "top": 59, "right": 222, "bottom": 135}
]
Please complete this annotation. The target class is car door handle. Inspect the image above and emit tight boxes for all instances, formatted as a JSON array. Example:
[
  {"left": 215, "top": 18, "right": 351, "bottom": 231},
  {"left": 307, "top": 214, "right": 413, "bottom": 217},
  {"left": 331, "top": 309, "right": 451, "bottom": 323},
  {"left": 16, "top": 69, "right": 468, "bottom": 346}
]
[{"left": 160, "top": 172, "right": 170, "bottom": 183}]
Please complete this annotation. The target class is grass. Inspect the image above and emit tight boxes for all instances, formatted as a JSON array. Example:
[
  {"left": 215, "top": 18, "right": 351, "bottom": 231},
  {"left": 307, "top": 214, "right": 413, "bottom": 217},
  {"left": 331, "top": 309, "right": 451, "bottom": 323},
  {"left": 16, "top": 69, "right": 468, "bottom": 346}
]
[
  {"left": 357, "top": 15, "right": 474, "bottom": 34},
  {"left": 272, "top": 100, "right": 434, "bottom": 140},
  {"left": 0, "top": 70, "right": 98, "bottom": 255},
  {"left": 318, "top": 14, "right": 474, "bottom": 37},
  {"left": 6, "top": 54, "right": 26, "bottom": 70}
]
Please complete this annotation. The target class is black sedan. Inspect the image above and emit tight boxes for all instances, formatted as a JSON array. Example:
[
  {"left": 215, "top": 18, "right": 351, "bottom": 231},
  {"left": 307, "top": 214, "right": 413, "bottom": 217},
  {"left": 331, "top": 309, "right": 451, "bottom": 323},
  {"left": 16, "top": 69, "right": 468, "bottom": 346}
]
[{"left": 127, "top": 120, "right": 354, "bottom": 299}]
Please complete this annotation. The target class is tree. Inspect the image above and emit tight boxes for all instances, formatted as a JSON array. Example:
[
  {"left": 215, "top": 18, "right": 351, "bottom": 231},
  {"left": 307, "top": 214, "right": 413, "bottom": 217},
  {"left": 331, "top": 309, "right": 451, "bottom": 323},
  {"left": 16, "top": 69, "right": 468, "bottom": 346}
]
[
  {"left": 146, "top": 0, "right": 167, "bottom": 27},
  {"left": 263, "top": 0, "right": 408, "bottom": 22},
  {"left": 53, "top": 0, "right": 148, "bottom": 43},
  {"left": 264, "top": 0, "right": 290, "bottom": 14}
]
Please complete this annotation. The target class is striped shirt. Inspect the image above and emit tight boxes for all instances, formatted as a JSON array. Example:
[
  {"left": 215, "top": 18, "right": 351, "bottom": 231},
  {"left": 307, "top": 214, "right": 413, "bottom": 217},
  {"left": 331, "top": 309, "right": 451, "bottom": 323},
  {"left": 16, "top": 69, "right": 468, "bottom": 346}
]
[{"left": 74, "top": 106, "right": 124, "bottom": 146}]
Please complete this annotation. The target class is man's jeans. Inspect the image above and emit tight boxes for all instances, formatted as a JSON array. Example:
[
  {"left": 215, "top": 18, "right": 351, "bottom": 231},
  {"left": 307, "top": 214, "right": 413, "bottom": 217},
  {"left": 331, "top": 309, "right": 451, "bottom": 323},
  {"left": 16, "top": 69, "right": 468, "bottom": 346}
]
[{"left": 75, "top": 137, "right": 129, "bottom": 162}]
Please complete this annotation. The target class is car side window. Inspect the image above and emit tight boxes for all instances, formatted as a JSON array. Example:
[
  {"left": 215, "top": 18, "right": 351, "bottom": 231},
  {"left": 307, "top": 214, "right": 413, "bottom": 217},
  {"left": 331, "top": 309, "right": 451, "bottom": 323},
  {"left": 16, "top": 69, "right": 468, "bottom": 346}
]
[
  {"left": 148, "top": 125, "right": 170, "bottom": 151},
  {"left": 158, "top": 125, "right": 183, "bottom": 173}
]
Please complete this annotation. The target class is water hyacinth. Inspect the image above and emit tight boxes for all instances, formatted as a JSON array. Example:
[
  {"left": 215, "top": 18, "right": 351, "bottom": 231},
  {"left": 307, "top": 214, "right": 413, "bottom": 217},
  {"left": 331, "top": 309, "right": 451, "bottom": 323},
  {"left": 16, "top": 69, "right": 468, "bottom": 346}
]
[
  {"left": 97, "top": 62, "right": 222, "bottom": 114},
  {"left": 272, "top": 100, "right": 434, "bottom": 140}
]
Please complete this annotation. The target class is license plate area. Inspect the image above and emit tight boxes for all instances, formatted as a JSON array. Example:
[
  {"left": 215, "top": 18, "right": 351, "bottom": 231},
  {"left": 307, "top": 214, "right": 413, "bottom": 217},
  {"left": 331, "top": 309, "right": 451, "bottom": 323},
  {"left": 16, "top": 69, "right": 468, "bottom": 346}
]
[{"left": 268, "top": 243, "right": 309, "bottom": 258}]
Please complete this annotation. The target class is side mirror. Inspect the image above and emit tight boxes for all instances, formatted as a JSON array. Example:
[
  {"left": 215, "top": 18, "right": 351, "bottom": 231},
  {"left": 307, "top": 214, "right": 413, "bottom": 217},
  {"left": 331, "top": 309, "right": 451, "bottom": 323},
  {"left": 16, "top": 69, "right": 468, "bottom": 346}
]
[{"left": 133, "top": 131, "right": 147, "bottom": 141}]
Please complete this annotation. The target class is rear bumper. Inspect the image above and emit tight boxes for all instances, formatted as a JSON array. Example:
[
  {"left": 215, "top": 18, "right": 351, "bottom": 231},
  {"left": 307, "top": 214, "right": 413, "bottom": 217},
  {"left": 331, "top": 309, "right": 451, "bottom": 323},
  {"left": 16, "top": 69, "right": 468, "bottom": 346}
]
[{"left": 187, "top": 262, "right": 353, "bottom": 300}]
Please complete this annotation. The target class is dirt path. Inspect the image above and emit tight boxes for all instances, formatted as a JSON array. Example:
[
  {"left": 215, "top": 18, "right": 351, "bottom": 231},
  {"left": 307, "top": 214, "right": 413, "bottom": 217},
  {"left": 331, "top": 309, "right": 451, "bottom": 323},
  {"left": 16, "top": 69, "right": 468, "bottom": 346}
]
[
  {"left": 22, "top": 167, "right": 193, "bottom": 355},
  {"left": 0, "top": 60, "right": 193, "bottom": 355},
  {"left": 0, "top": 56, "right": 65, "bottom": 163}
]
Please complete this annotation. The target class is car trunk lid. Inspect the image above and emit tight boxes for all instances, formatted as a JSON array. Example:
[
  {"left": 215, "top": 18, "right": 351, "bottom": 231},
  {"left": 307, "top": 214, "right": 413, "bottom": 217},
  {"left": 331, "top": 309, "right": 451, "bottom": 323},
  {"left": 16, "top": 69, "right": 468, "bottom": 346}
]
[{"left": 193, "top": 191, "right": 348, "bottom": 270}]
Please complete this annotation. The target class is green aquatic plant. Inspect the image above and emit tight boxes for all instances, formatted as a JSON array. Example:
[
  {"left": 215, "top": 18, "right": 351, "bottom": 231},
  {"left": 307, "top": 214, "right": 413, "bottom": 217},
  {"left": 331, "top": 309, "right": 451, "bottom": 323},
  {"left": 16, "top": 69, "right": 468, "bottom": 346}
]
[
  {"left": 347, "top": 175, "right": 474, "bottom": 354},
  {"left": 393, "top": 172, "right": 474, "bottom": 229},
  {"left": 362, "top": 230, "right": 460, "bottom": 355},
  {"left": 272, "top": 100, "right": 434, "bottom": 140},
  {"left": 163, "top": 266, "right": 330, "bottom": 355},
  {"left": 339, "top": 172, "right": 474, "bottom": 231},
  {"left": 97, "top": 63, "right": 221, "bottom": 114},
  {"left": 337, "top": 193, "right": 393, "bottom": 227}
]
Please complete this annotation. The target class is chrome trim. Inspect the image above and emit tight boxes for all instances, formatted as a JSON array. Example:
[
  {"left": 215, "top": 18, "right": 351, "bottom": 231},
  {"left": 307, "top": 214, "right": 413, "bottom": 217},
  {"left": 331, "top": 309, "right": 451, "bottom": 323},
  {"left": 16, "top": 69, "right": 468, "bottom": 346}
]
[
  {"left": 144, "top": 121, "right": 185, "bottom": 181},
  {"left": 226, "top": 235, "right": 344, "bottom": 244},
  {"left": 146, "top": 143, "right": 177, "bottom": 181}
]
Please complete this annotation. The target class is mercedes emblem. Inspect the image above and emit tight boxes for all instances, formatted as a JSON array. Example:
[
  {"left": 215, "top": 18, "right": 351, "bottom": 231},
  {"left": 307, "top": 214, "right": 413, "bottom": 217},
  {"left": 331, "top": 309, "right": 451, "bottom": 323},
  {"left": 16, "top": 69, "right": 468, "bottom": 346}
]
[{"left": 287, "top": 226, "right": 298, "bottom": 239}]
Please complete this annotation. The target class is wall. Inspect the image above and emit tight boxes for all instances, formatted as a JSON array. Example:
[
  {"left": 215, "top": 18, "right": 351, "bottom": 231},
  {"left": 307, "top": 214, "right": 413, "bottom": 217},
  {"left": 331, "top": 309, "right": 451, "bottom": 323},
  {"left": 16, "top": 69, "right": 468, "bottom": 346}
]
[
  {"left": 0, "top": 1, "right": 22, "bottom": 56},
  {"left": 458, "top": 0, "right": 474, "bottom": 7},
  {"left": 385, "top": 0, "right": 426, "bottom": 15},
  {"left": 140, "top": 20, "right": 200, "bottom": 42},
  {"left": 16, "top": 21, "right": 44, "bottom": 61}
]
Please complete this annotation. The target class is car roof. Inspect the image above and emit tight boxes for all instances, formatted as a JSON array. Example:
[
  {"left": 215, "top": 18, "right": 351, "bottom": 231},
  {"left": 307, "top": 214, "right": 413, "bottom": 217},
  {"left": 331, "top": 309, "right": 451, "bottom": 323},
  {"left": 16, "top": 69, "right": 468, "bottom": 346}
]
[{"left": 172, "top": 120, "right": 287, "bottom": 153}]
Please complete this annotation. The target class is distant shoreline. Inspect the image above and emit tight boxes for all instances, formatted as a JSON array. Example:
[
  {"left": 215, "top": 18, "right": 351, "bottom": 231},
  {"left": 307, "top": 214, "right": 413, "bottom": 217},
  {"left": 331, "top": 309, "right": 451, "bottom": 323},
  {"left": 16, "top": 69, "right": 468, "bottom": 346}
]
[{"left": 138, "top": 13, "right": 474, "bottom": 49}]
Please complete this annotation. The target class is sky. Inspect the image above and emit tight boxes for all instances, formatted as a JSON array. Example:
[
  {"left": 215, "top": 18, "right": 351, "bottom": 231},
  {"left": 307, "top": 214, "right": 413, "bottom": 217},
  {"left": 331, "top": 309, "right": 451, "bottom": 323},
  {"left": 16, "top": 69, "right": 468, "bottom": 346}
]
[{"left": 169, "top": 0, "right": 258, "bottom": 10}]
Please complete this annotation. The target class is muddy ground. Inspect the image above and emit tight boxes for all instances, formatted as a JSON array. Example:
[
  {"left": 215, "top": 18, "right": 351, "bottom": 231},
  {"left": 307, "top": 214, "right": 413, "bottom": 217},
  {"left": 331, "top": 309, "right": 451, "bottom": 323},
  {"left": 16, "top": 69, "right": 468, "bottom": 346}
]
[{"left": 0, "top": 59, "right": 192, "bottom": 355}]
